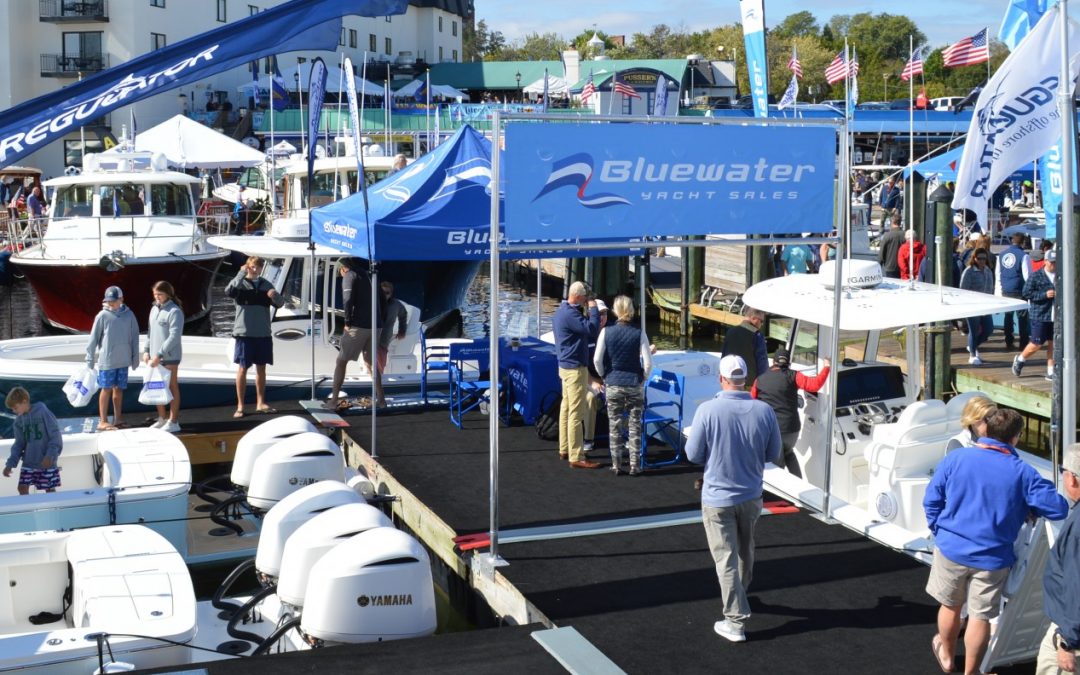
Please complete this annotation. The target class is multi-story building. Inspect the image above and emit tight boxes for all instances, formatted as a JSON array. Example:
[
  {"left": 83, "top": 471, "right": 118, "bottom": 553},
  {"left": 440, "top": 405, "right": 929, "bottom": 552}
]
[{"left": 0, "top": 0, "right": 470, "bottom": 176}]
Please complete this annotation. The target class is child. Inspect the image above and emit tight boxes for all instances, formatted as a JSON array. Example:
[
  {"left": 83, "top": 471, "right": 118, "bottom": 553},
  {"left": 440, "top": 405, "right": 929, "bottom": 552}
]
[
  {"left": 3, "top": 387, "right": 62, "bottom": 495},
  {"left": 85, "top": 286, "right": 140, "bottom": 431}
]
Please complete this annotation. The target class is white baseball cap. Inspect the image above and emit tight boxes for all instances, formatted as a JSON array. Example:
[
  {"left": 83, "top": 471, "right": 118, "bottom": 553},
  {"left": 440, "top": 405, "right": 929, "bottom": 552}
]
[
  {"left": 595, "top": 299, "right": 608, "bottom": 313},
  {"left": 719, "top": 354, "right": 747, "bottom": 381}
]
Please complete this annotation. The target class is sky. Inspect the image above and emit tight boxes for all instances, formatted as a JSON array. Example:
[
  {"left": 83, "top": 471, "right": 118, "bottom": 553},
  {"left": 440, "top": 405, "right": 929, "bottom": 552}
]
[{"left": 474, "top": 0, "right": 1012, "bottom": 51}]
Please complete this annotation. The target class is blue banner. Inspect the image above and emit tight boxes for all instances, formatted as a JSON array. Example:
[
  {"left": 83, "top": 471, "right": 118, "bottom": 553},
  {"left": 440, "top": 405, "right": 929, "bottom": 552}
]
[
  {"left": 504, "top": 122, "right": 836, "bottom": 240},
  {"left": 740, "top": 0, "right": 770, "bottom": 119},
  {"left": 1040, "top": 137, "right": 1077, "bottom": 239},
  {"left": 0, "top": 0, "right": 407, "bottom": 168},
  {"left": 306, "top": 58, "right": 328, "bottom": 186}
]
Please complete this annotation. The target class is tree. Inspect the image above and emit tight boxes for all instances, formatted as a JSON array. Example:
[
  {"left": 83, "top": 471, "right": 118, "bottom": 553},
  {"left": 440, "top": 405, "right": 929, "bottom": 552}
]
[
  {"left": 772, "top": 11, "right": 819, "bottom": 39},
  {"left": 494, "top": 32, "right": 564, "bottom": 61}
]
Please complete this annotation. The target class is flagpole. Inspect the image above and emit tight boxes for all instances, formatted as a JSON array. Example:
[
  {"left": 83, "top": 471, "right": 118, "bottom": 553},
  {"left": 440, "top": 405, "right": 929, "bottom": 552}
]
[
  {"left": 297, "top": 57, "right": 306, "bottom": 159},
  {"left": 844, "top": 40, "right": 852, "bottom": 257},
  {"left": 986, "top": 26, "right": 992, "bottom": 82},
  {"left": 268, "top": 63, "right": 277, "bottom": 213},
  {"left": 1057, "top": 0, "right": 1076, "bottom": 450},
  {"left": 908, "top": 35, "right": 914, "bottom": 250},
  {"left": 425, "top": 68, "right": 431, "bottom": 152},
  {"left": 608, "top": 72, "right": 616, "bottom": 115}
]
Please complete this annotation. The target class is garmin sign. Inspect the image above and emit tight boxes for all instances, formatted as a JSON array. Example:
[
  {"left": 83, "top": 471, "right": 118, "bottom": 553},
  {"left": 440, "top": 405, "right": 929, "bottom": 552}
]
[{"left": 505, "top": 122, "right": 835, "bottom": 239}]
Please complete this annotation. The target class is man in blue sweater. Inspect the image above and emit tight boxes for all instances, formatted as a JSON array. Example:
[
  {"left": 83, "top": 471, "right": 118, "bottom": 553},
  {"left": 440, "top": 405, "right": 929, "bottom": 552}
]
[
  {"left": 552, "top": 281, "right": 601, "bottom": 468},
  {"left": 1038, "top": 442, "right": 1080, "bottom": 674},
  {"left": 924, "top": 408, "right": 1067, "bottom": 674},
  {"left": 686, "top": 354, "right": 781, "bottom": 643}
]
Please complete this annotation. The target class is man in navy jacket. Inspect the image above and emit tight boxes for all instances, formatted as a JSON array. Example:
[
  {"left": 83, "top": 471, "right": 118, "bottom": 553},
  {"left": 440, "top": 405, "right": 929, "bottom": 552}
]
[{"left": 552, "top": 281, "right": 601, "bottom": 468}]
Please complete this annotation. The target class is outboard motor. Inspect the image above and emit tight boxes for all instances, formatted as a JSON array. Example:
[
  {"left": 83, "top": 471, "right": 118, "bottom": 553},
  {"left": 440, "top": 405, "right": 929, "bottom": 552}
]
[
  {"left": 231, "top": 416, "right": 318, "bottom": 489},
  {"left": 299, "top": 528, "right": 437, "bottom": 645},
  {"left": 276, "top": 503, "right": 394, "bottom": 609},
  {"left": 246, "top": 432, "right": 347, "bottom": 512}
]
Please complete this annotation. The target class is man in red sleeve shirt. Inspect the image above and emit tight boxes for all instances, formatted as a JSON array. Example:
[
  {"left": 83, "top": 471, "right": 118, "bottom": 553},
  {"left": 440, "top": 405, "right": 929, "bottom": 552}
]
[
  {"left": 751, "top": 348, "right": 831, "bottom": 477},
  {"left": 898, "top": 230, "right": 927, "bottom": 281}
]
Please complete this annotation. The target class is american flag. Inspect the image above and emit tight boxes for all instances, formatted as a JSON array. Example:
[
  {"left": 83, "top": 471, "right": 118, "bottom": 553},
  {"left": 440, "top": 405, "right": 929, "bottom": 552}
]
[
  {"left": 825, "top": 51, "right": 848, "bottom": 85},
  {"left": 787, "top": 46, "right": 802, "bottom": 80},
  {"left": 612, "top": 72, "right": 641, "bottom": 99},
  {"left": 580, "top": 70, "right": 596, "bottom": 104},
  {"left": 901, "top": 46, "right": 925, "bottom": 81},
  {"left": 943, "top": 28, "right": 989, "bottom": 68}
]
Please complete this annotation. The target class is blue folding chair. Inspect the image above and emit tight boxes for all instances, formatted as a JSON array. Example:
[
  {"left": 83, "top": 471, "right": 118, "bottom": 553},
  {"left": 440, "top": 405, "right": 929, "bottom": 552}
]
[
  {"left": 448, "top": 340, "right": 490, "bottom": 429},
  {"left": 640, "top": 369, "right": 685, "bottom": 468},
  {"left": 419, "top": 327, "right": 451, "bottom": 405}
]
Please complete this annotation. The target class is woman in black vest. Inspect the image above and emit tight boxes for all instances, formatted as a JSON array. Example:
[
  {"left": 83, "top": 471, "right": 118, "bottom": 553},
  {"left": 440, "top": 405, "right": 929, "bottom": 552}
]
[{"left": 593, "top": 295, "right": 652, "bottom": 475}]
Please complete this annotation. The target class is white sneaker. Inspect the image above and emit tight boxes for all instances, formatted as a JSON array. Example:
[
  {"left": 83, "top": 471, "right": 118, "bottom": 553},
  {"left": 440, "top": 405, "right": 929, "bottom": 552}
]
[
  {"left": 968, "top": 356, "right": 983, "bottom": 366},
  {"left": 713, "top": 619, "right": 746, "bottom": 642},
  {"left": 151, "top": 417, "right": 168, "bottom": 429},
  {"left": 161, "top": 421, "right": 181, "bottom": 434}
]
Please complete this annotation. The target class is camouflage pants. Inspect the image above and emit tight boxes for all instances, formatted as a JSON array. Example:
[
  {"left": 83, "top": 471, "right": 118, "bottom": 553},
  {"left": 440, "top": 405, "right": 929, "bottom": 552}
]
[{"left": 606, "top": 384, "right": 644, "bottom": 471}]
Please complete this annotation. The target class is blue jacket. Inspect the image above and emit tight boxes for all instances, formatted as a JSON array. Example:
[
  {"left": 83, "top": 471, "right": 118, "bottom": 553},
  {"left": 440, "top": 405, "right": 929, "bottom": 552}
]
[
  {"left": 880, "top": 184, "right": 900, "bottom": 210},
  {"left": 686, "top": 390, "right": 781, "bottom": 508},
  {"left": 6, "top": 402, "right": 62, "bottom": 471},
  {"left": 924, "top": 438, "right": 1067, "bottom": 569},
  {"left": 552, "top": 301, "right": 600, "bottom": 369},
  {"left": 1044, "top": 504, "right": 1080, "bottom": 648},
  {"left": 1023, "top": 267, "right": 1055, "bottom": 324}
]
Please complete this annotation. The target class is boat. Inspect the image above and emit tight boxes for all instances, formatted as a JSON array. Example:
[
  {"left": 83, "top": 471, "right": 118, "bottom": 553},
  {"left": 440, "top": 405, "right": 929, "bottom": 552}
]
[{"left": 6, "top": 148, "right": 228, "bottom": 332}]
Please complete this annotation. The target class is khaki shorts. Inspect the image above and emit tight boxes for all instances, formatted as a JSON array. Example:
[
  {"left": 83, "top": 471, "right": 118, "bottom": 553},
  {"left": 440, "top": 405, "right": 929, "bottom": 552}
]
[
  {"left": 926, "top": 548, "right": 1008, "bottom": 620},
  {"left": 337, "top": 327, "right": 375, "bottom": 364}
]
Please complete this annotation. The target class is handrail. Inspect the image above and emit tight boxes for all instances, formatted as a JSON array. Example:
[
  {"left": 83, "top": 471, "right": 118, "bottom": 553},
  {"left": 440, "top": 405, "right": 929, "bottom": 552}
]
[{"left": 8, "top": 215, "right": 229, "bottom": 260}]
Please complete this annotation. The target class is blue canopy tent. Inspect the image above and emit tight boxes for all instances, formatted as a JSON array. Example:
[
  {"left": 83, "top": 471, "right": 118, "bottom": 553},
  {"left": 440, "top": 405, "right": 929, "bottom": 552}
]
[{"left": 905, "top": 144, "right": 1035, "bottom": 182}]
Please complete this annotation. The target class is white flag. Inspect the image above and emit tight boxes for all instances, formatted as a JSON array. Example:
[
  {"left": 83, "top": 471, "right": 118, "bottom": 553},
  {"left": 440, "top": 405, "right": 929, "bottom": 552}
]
[
  {"left": 778, "top": 74, "right": 798, "bottom": 110},
  {"left": 342, "top": 57, "right": 365, "bottom": 180},
  {"left": 952, "top": 7, "right": 1080, "bottom": 229}
]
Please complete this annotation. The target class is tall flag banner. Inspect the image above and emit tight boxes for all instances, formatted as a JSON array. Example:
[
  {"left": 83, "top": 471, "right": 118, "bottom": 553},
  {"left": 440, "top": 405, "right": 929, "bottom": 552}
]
[
  {"left": 825, "top": 51, "right": 848, "bottom": 85},
  {"left": 612, "top": 72, "right": 641, "bottom": 99},
  {"left": 901, "top": 46, "right": 925, "bottom": 81},
  {"left": 653, "top": 76, "right": 669, "bottom": 115},
  {"left": 580, "top": 70, "right": 596, "bottom": 105},
  {"left": 305, "top": 57, "right": 328, "bottom": 216},
  {"left": 943, "top": 28, "right": 990, "bottom": 67},
  {"left": 848, "top": 50, "right": 860, "bottom": 109},
  {"left": 999, "top": 0, "right": 1051, "bottom": 49},
  {"left": 433, "top": 104, "right": 441, "bottom": 147},
  {"left": 739, "top": 0, "right": 769, "bottom": 118},
  {"left": 271, "top": 56, "right": 289, "bottom": 111},
  {"left": 787, "top": 45, "right": 802, "bottom": 79},
  {"left": 952, "top": 9, "right": 1080, "bottom": 230},
  {"left": 777, "top": 74, "right": 799, "bottom": 110},
  {"left": 342, "top": 56, "right": 366, "bottom": 197},
  {"left": 0, "top": 0, "right": 407, "bottom": 168},
  {"left": 413, "top": 79, "right": 428, "bottom": 103},
  {"left": 543, "top": 68, "right": 550, "bottom": 113},
  {"left": 250, "top": 61, "right": 261, "bottom": 107}
]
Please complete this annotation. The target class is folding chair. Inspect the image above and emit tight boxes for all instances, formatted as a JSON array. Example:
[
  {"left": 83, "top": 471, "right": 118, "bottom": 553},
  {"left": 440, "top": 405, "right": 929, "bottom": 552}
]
[
  {"left": 640, "top": 369, "right": 685, "bottom": 468},
  {"left": 448, "top": 340, "right": 490, "bottom": 429},
  {"left": 419, "top": 326, "right": 451, "bottom": 404}
]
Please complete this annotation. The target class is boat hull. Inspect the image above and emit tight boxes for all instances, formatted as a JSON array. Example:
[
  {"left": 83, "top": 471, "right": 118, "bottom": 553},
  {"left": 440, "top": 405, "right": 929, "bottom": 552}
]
[{"left": 14, "top": 256, "right": 224, "bottom": 332}]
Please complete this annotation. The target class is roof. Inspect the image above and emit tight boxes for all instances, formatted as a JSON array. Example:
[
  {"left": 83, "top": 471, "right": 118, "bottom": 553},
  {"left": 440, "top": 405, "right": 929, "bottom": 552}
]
[
  {"left": 569, "top": 59, "right": 688, "bottom": 89},
  {"left": 430, "top": 61, "right": 562, "bottom": 90}
]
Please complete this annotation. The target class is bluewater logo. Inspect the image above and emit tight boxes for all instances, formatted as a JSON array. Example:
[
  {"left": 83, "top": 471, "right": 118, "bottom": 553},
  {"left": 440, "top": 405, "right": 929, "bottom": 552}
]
[
  {"left": 430, "top": 157, "right": 492, "bottom": 201},
  {"left": 533, "top": 153, "right": 632, "bottom": 209}
]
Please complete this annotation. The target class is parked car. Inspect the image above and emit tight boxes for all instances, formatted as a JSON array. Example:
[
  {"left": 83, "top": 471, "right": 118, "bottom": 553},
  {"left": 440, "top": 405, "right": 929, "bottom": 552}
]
[
  {"left": 888, "top": 98, "right": 912, "bottom": 110},
  {"left": 857, "top": 101, "right": 890, "bottom": 110},
  {"left": 930, "top": 96, "right": 965, "bottom": 111}
]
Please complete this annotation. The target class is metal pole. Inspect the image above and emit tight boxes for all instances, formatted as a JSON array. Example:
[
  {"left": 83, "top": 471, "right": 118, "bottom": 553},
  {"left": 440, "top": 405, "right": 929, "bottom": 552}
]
[
  {"left": 371, "top": 264, "right": 378, "bottom": 459},
  {"left": 486, "top": 111, "right": 504, "bottom": 566},
  {"left": 1057, "top": 0, "right": 1076, "bottom": 451},
  {"left": 536, "top": 260, "right": 541, "bottom": 336}
]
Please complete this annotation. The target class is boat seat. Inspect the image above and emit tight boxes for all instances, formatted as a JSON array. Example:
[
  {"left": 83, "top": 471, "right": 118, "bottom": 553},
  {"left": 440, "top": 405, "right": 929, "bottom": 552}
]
[{"left": 867, "top": 400, "right": 948, "bottom": 451}]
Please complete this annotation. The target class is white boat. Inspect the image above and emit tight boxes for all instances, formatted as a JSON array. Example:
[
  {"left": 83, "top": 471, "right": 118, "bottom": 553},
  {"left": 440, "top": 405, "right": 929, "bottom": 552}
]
[{"left": 6, "top": 148, "right": 228, "bottom": 332}]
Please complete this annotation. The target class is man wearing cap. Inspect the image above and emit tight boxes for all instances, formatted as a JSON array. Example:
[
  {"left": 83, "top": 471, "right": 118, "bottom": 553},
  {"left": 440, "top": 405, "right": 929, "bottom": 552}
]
[
  {"left": 85, "top": 286, "right": 140, "bottom": 431},
  {"left": 686, "top": 354, "right": 781, "bottom": 643},
  {"left": 751, "top": 349, "right": 831, "bottom": 478},
  {"left": 996, "top": 233, "right": 1032, "bottom": 351},
  {"left": 1037, "top": 442, "right": 1080, "bottom": 675},
  {"left": 1013, "top": 249, "right": 1056, "bottom": 381},
  {"left": 553, "top": 281, "right": 602, "bottom": 469}
]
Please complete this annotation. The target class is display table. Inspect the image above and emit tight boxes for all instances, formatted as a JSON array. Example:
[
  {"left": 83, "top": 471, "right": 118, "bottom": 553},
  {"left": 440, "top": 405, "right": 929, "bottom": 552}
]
[{"left": 499, "top": 337, "right": 560, "bottom": 425}]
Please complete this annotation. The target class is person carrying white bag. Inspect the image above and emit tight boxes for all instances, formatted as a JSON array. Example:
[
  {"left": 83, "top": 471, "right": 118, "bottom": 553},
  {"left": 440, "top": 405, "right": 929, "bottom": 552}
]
[
  {"left": 142, "top": 281, "right": 184, "bottom": 433},
  {"left": 85, "top": 286, "right": 140, "bottom": 431}
]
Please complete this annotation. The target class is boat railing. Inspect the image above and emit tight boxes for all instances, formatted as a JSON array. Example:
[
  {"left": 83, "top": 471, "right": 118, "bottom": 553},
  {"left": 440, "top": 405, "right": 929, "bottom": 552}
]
[
  {"left": 3, "top": 215, "right": 48, "bottom": 253},
  {"left": 8, "top": 215, "right": 230, "bottom": 260}
]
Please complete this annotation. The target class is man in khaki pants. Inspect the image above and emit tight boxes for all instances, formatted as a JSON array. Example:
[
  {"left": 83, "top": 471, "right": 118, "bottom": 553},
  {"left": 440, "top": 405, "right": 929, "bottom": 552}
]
[
  {"left": 552, "top": 281, "right": 601, "bottom": 468},
  {"left": 1037, "top": 442, "right": 1080, "bottom": 674}
]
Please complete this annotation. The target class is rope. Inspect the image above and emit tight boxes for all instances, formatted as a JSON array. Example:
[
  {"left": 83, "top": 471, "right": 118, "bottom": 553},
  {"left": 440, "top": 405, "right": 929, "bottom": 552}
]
[{"left": 96, "top": 632, "right": 253, "bottom": 658}]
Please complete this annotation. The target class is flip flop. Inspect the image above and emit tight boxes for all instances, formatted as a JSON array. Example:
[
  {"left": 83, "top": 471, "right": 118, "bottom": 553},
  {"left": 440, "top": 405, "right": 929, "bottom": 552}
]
[
  {"left": 931, "top": 634, "right": 952, "bottom": 673},
  {"left": 256, "top": 407, "right": 276, "bottom": 414},
  {"left": 334, "top": 399, "right": 352, "bottom": 412},
  {"left": 97, "top": 422, "right": 117, "bottom": 432},
  {"left": 232, "top": 410, "right": 245, "bottom": 418}
]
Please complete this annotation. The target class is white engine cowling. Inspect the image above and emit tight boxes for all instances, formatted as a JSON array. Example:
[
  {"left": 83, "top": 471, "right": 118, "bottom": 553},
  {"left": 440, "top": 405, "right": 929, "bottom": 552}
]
[
  {"left": 254, "top": 481, "right": 363, "bottom": 580},
  {"left": 276, "top": 503, "right": 394, "bottom": 608},
  {"left": 246, "top": 432, "right": 346, "bottom": 512},
  {"left": 231, "top": 416, "right": 318, "bottom": 488},
  {"left": 300, "top": 528, "right": 436, "bottom": 644}
]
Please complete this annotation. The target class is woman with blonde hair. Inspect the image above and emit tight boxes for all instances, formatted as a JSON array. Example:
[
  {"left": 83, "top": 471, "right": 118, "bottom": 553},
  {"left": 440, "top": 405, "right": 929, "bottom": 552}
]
[
  {"left": 143, "top": 280, "right": 184, "bottom": 432},
  {"left": 593, "top": 295, "right": 652, "bottom": 475},
  {"left": 945, "top": 395, "right": 997, "bottom": 452}
]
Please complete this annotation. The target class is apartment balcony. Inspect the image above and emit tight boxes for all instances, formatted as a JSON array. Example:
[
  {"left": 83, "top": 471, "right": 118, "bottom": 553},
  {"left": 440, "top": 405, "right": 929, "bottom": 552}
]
[
  {"left": 40, "top": 52, "right": 109, "bottom": 77},
  {"left": 39, "top": 0, "right": 109, "bottom": 22}
]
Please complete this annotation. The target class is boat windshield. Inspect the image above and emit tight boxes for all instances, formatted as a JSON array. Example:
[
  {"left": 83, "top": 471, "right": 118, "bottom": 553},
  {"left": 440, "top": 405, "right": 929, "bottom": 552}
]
[
  {"left": 53, "top": 184, "right": 94, "bottom": 218},
  {"left": 98, "top": 184, "right": 146, "bottom": 217},
  {"left": 300, "top": 172, "right": 347, "bottom": 208},
  {"left": 836, "top": 365, "right": 906, "bottom": 406},
  {"left": 148, "top": 184, "right": 193, "bottom": 216}
]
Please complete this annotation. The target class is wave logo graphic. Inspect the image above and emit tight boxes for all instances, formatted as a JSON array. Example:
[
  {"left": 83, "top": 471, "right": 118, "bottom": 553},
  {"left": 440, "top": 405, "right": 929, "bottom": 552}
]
[
  {"left": 431, "top": 157, "right": 492, "bottom": 201},
  {"left": 533, "top": 153, "right": 631, "bottom": 209}
]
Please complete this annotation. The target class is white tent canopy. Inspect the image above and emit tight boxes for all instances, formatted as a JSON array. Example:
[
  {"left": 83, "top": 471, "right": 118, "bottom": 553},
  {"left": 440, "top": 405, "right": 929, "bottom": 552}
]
[
  {"left": 522, "top": 75, "right": 569, "bottom": 96},
  {"left": 107, "top": 114, "right": 265, "bottom": 169},
  {"left": 272, "top": 64, "right": 386, "bottom": 97},
  {"left": 392, "top": 80, "right": 466, "bottom": 100}
]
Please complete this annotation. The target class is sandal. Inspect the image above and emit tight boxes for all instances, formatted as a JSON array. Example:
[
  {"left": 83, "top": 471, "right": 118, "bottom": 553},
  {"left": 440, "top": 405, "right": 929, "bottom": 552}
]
[
  {"left": 931, "top": 634, "right": 952, "bottom": 673},
  {"left": 232, "top": 410, "right": 245, "bottom": 418},
  {"left": 334, "top": 398, "right": 352, "bottom": 412},
  {"left": 256, "top": 406, "right": 276, "bottom": 414},
  {"left": 97, "top": 422, "right": 116, "bottom": 431}
]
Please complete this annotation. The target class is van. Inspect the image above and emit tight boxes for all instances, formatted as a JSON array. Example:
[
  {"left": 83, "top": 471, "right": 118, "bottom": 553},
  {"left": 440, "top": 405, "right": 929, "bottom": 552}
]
[{"left": 930, "top": 96, "right": 964, "bottom": 111}]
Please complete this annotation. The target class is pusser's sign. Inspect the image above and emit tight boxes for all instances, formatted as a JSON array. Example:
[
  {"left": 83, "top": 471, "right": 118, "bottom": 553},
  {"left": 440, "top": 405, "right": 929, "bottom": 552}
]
[{"left": 617, "top": 70, "right": 662, "bottom": 87}]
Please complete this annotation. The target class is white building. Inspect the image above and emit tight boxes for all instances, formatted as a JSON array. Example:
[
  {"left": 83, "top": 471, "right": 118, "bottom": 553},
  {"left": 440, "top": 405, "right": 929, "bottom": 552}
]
[{"left": 0, "top": 0, "right": 469, "bottom": 177}]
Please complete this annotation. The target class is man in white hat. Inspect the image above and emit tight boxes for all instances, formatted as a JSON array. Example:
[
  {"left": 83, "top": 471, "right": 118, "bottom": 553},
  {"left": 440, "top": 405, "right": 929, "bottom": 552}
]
[{"left": 686, "top": 354, "right": 781, "bottom": 643}]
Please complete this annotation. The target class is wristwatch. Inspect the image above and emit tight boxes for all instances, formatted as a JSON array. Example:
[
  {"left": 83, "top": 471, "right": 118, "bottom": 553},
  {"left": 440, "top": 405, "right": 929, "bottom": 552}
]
[{"left": 1055, "top": 630, "right": 1075, "bottom": 652}]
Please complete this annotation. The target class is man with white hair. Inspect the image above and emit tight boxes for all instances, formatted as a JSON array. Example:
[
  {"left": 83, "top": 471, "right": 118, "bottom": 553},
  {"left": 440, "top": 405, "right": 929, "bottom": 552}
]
[
  {"left": 686, "top": 354, "right": 781, "bottom": 643},
  {"left": 1038, "top": 442, "right": 1080, "bottom": 675},
  {"left": 552, "top": 281, "right": 601, "bottom": 468}
]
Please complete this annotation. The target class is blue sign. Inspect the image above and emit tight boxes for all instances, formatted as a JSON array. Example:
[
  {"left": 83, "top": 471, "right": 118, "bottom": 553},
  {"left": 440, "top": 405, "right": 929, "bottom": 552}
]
[{"left": 504, "top": 123, "right": 836, "bottom": 240}]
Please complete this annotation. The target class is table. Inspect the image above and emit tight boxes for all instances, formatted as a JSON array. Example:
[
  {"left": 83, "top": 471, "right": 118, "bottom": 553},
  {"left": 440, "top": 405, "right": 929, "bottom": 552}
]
[{"left": 499, "top": 337, "right": 560, "bottom": 426}]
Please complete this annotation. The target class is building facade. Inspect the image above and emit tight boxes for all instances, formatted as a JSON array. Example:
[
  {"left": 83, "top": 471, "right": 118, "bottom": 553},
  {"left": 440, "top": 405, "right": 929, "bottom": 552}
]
[{"left": 0, "top": 0, "right": 469, "bottom": 176}]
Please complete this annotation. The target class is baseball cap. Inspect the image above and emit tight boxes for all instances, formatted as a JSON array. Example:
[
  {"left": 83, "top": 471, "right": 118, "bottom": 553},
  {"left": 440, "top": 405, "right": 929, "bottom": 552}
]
[
  {"left": 1047, "top": 250, "right": 1057, "bottom": 262},
  {"left": 968, "top": 231, "right": 982, "bottom": 241},
  {"left": 102, "top": 286, "right": 123, "bottom": 302},
  {"left": 774, "top": 348, "right": 790, "bottom": 366},
  {"left": 595, "top": 299, "right": 608, "bottom": 313},
  {"left": 719, "top": 354, "right": 747, "bottom": 381}
]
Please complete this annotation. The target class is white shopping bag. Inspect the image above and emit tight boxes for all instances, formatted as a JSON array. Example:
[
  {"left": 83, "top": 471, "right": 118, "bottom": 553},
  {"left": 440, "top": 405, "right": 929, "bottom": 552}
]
[
  {"left": 62, "top": 365, "right": 99, "bottom": 408},
  {"left": 138, "top": 366, "right": 173, "bottom": 406}
]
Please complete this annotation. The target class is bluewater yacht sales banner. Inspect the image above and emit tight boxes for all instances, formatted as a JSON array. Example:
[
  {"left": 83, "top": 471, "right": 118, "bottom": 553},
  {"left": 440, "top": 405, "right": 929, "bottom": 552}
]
[
  {"left": 0, "top": 0, "right": 407, "bottom": 168},
  {"left": 504, "top": 123, "right": 836, "bottom": 240},
  {"left": 740, "top": 0, "right": 769, "bottom": 119}
]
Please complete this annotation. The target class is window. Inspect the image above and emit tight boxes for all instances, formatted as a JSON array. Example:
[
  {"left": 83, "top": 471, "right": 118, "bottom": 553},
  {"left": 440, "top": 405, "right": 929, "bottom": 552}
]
[
  {"left": 339, "top": 27, "right": 345, "bottom": 46},
  {"left": 452, "top": 20, "right": 457, "bottom": 37},
  {"left": 349, "top": 29, "right": 357, "bottom": 48},
  {"left": 369, "top": 34, "right": 376, "bottom": 51},
  {"left": 621, "top": 95, "right": 632, "bottom": 115},
  {"left": 151, "top": 33, "right": 166, "bottom": 50},
  {"left": 150, "top": 0, "right": 165, "bottom": 7},
  {"left": 452, "top": 49, "right": 458, "bottom": 62},
  {"left": 216, "top": 0, "right": 226, "bottom": 22},
  {"left": 385, "top": 15, "right": 391, "bottom": 22},
  {"left": 385, "top": 37, "right": 391, "bottom": 55},
  {"left": 439, "top": 46, "right": 443, "bottom": 62},
  {"left": 149, "top": 184, "right": 193, "bottom": 216},
  {"left": 249, "top": 4, "right": 258, "bottom": 15},
  {"left": 62, "top": 31, "right": 103, "bottom": 61},
  {"left": 99, "top": 184, "right": 146, "bottom": 217},
  {"left": 438, "top": 16, "right": 443, "bottom": 32},
  {"left": 52, "top": 178, "right": 94, "bottom": 211}
]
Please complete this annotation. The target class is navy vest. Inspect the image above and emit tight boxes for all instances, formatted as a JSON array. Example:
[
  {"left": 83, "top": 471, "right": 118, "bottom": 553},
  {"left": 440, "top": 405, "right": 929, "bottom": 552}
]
[
  {"left": 601, "top": 323, "right": 644, "bottom": 387},
  {"left": 754, "top": 367, "right": 801, "bottom": 434},
  {"left": 998, "top": 244, "right": 1026, "bottom": 296}
]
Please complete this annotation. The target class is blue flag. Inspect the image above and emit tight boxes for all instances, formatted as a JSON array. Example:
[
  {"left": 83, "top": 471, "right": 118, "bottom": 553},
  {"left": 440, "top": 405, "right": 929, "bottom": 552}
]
[
  {"left": 270, "top": 56, "right": 288, "bottom": 112},
  {"left": 542, "top": 69, "right": 549, "bottom": 113},
  {"left": 999, "top": 0, "right": 1051, "bottom": 49},
  {"left": 413, "top": 80, "right": 428, "bottom": 104},
  {"left": 0, "top": 0, "right": 407, "bottom": 168},
  {"left": 652, "top": 76, "right": 668, "bottom": 116},
  {"left": 306, "top": 58, "right": 328, "bottom": 199}
]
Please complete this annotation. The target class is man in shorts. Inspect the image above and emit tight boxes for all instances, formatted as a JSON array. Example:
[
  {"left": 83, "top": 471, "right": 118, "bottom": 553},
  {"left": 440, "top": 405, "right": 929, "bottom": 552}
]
[
  {"left": 1013, "top": 249, "right": 1056, "bottom": 381},
  {"left": 923, "top": 408, "right": 1067, "bottom": 674},
  {"left": 225, "top": 257, "right": 284, "bottom": 416},
  {"left": 329, "top": 258, "right": 386, "bottom": 409},
  {"left": 85, "top": 285, "right": 140, "bottom": 430}
]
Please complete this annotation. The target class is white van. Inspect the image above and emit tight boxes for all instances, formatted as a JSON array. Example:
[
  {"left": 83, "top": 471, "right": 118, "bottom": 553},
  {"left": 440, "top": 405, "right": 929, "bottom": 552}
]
[{"left": 930, "top": 96, "right": 964, "bottom": 111}]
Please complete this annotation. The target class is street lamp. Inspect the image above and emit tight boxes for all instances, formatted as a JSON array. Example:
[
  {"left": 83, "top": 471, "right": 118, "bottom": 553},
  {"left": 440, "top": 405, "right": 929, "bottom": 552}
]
[
  {"left": 883, "top": 73, "right": 890, "bottom": 101},
  {"left": 515, "top": 70, "right": 521, "bottom": 100}
]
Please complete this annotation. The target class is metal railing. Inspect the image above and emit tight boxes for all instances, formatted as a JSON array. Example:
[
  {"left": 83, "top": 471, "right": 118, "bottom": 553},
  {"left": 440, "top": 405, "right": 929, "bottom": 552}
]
[
  {"left": 40, "top": 52, "right": 109, "bottom": 77},
  {"left": 38, "top": 0, "right": 108, "bottom": 21}
]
